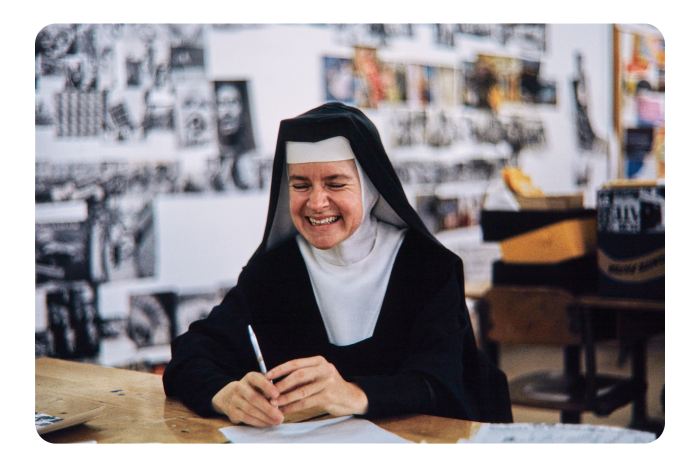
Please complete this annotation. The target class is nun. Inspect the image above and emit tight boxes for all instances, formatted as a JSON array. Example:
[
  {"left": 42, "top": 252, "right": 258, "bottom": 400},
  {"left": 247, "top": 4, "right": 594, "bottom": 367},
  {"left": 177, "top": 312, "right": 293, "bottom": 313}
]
[{"left": 163, "top": 103, "right": 511, "bottom": 426}]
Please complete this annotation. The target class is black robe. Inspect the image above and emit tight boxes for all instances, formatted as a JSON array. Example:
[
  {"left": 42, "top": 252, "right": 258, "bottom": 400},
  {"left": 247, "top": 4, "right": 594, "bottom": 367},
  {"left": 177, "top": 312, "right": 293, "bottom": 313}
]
[
  {"left": 163, "top": 102, "right": 512, "bottom": 423},
  {"left": 164, "top": 230, "right": 472, "bottom": 420}
]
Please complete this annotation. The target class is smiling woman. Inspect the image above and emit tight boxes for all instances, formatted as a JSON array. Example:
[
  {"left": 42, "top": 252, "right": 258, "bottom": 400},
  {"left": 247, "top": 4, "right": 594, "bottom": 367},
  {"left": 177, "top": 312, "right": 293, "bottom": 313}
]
[
  {"left": 288, "top": 159, "right": 364, "bottom": 250},
  {"left": 163, "top": 102, "right": 513, "bottom": 428}
]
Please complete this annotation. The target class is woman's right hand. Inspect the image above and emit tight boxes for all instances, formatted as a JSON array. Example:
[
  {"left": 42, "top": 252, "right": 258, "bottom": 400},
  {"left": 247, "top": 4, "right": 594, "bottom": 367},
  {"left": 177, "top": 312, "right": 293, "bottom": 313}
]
[{"left": 211, "top": 372, "right": 284, "bottom": 427}]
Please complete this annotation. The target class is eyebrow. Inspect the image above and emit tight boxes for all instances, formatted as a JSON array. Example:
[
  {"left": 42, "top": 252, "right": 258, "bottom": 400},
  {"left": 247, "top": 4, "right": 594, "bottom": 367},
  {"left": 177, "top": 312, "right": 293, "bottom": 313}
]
[{"left": 288, "top": 174, "right": 353, "bottom": 182}]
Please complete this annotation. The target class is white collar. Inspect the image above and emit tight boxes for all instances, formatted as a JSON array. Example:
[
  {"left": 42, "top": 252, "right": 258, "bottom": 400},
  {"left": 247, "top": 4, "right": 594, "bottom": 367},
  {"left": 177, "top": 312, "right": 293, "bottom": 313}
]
[{"left": 292, "top": 154, "right": 407, "bottom": 346}]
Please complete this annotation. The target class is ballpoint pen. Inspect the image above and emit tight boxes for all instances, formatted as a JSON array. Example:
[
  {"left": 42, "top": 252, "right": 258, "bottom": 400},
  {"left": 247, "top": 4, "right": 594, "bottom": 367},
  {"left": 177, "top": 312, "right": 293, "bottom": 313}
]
[{"left": 247, "top": 325, "right": 268, "bottom": 375}]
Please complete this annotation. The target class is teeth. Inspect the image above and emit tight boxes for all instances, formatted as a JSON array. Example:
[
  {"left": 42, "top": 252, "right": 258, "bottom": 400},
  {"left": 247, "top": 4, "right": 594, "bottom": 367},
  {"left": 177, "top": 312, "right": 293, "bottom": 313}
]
[{"left": 309, "top": 216, "right": 339, "bottom": 226}]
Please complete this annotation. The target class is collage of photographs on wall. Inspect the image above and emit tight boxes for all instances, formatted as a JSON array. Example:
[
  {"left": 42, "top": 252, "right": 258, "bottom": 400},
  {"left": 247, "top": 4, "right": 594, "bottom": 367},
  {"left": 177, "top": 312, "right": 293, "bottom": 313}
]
[
  {"left": 325, "top": 25, "right": 555, "bottom": 233},
  {"left": 35, "top": 24, "right": 260, "bottom": 366},
  {"left": 35, "top": 24, "right": 608, "bottom": 371}
]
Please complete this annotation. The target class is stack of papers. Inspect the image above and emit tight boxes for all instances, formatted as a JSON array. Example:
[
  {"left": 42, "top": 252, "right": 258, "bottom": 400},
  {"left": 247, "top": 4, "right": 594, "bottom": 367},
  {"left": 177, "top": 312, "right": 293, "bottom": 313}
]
[{"left": 463, "top": 423, "right": 657, "bottom": 443}]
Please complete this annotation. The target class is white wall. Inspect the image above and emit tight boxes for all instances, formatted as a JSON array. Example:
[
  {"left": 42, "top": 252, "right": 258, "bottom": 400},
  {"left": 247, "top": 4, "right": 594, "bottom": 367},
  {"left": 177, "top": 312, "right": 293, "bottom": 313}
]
[
  {"left": 155, "top": 191, "right": 269, "bottom": 288},
  {"left": 520, "top": 24, "right": 613, "bottom": 194}
]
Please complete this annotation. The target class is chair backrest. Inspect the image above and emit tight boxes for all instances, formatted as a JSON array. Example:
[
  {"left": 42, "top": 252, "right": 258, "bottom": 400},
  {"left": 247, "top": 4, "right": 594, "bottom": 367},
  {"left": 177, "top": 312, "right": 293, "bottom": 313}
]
[{"left": 482, "top": 286, "right": 581, "bottom": 346}]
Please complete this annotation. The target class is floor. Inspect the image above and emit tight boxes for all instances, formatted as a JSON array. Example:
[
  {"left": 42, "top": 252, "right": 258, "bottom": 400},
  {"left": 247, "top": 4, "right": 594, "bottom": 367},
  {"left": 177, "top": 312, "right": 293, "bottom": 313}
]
[{"left": 496, "top": 334, "right": 665, "bottom": 430}]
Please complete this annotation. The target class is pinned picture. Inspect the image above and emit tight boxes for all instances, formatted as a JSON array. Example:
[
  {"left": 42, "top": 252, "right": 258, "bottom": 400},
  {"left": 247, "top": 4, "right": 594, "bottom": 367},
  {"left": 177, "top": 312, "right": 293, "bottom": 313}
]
[
  {"left": 379, "top": 62, "right": 407, "bottom": 104},
  {"left": 214, "top": 80, "right": 256, "bottom": 155},
  {"left": 324, "top": 57, "right": 355, "bottom": 104},
  {"left": 40, "top": 282, "right": 100, "bottom": 359},
  {"left": 406, "top": 64, "right": 435, "bottom": 106},
  {"left": 174, "top": 81, "right": 216, "bottom": 147},
  {"left": 214, "top": 80, "right": 258, "bottom": 190},
  {"left": 128, "top": 292, "right": 176, "bottom": 348},
  {"left": 175, "top": 291, "right": 223, "bottom": 336},
  {"left": 353, "top": 47, "right": 383, "bottom": 108}
]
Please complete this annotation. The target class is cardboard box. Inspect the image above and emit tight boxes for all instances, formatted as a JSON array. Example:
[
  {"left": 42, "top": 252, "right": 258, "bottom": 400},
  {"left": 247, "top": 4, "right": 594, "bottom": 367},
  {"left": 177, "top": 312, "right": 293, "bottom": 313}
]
[
  {"left": 480, "top": 209, "right": 599, "bottom": 292},
  {"left": 596, "top": 184, "right": 664, "bottom": 300},
  {"left": 513, "top": 193, "right": 584, "bottom": 210},
  {"left": 499, "top": 218, "right": 597, "bottom": 264}
]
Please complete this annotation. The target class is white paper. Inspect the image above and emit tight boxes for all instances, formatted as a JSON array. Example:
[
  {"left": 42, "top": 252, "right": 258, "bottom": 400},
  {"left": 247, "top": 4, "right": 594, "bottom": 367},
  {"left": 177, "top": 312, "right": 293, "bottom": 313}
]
[
  {"left": 219, "top": 415, "right": 411, "bottom": 443},
  {"left": 463, "top": 423, "right": 657, "bottom": 443}
]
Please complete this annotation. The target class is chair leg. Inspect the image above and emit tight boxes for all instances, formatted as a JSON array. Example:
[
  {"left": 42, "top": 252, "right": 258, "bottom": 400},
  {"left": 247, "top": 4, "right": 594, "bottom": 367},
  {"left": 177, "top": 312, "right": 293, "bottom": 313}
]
[
  {"left": 624, "top": 338, "right": 665, "bottom": 436},
  {"left": 562, "top": 345, "right": 581, "bottom": 424},
  {"left": 563, "top": 345, "right": 581, "bottom": 375}
]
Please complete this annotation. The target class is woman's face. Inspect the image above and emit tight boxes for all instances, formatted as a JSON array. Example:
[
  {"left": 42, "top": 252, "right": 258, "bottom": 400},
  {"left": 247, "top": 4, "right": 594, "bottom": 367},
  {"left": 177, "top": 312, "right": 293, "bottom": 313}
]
[
  {"left": 216, "top": 85, "right": 243, "bottom": 136},
  {"left": 288, "top": 160, "right": 363, "bottom": 250}
]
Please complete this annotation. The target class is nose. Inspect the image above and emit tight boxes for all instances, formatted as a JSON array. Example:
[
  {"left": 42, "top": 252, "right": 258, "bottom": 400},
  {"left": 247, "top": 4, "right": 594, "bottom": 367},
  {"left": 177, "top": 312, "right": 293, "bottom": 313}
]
[{"left": 307, "top": 187, "right": 329, "bottom": 212}]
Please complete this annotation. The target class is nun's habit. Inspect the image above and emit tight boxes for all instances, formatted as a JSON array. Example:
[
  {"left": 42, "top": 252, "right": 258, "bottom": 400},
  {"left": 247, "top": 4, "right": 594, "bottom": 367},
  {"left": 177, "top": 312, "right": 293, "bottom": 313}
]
[{"left": 163, "top": 103, "right": 512, "bottom": 423}]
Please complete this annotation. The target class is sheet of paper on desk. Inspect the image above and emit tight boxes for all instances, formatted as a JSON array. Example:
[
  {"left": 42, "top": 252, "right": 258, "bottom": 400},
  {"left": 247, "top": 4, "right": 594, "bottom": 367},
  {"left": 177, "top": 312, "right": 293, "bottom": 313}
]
[
  {"left": 220, "top": 415, "right": 411, "bottom": 443},
  {"left": 463, "top": 423, "right": 656, "bottom": 443}
]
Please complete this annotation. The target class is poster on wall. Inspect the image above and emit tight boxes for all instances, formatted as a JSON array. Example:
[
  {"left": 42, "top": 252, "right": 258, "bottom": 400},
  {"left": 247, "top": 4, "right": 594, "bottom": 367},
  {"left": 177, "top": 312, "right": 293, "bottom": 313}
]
[
  {"left": 460, "top": 55, "right": 556, "bottom": 110},
  {"left": 214, "top": 80, "right": 258, "bottom": 190},
  {"left": 616, "top": 25, "right": 665, "bottom": 179},
  {"left": 324, "top": 55, "right": 408, "bottom": 108},
  {"left": 36, "top": 281, "right": 101, "bottom": 360},
  {"left": 324, "top": 57, "right": 355, "bottom": 104},
  {"left": 174, "top": 80, "right": 216, "bottom": 148},
  {"left": 572, "top": 52, "right": 609, "bottom": 189},
  {"left": 127, "top": 292, "right": 176, "bottom": 349}
]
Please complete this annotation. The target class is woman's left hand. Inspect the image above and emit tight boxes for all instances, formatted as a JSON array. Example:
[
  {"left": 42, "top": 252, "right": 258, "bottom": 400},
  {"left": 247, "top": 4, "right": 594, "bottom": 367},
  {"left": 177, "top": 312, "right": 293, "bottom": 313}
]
[{"left": 266, "top": 356, "right": 368, "bottom": 416}]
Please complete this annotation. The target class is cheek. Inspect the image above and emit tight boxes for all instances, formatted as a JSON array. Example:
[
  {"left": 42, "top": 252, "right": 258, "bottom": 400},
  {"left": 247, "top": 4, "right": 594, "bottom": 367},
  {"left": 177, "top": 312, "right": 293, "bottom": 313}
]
[
  {"left": 340, "top": 197, "right": 364, "bottom": 230},
  {"left": 289, "top": 195, "right": 305, "bottom": 223}
]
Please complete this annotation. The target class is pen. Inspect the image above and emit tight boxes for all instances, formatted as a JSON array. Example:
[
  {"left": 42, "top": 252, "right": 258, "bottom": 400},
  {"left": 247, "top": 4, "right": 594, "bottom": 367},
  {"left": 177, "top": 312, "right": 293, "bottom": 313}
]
[{"left": 247, "top": 325, "right": 268, "bottom": 375}]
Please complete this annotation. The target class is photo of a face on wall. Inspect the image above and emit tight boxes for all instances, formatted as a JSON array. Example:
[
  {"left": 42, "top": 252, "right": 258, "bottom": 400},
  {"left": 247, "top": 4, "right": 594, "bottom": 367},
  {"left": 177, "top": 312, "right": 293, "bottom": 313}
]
[
  {"left": 174, "top": 81, "right": 216, "bottom": 148},
  {"left": 214, "top": 80, "right": 256, "bottom": 155}
]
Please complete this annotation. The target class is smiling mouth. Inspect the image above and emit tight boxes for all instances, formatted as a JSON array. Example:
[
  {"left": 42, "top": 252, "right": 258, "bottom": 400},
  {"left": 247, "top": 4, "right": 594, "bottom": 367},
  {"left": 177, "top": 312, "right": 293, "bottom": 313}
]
[{"left": 307, "top": 216, "right": 340, "bottom": 226}]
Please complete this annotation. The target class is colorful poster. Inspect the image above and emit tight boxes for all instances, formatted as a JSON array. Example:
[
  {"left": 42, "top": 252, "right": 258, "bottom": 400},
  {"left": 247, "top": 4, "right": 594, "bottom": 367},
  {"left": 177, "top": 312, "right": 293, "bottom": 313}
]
[
  {"left": 353, "top": 47, "right": 383, "bottom": 108},
  {"left": 617, "top": 26, "right": 665, "bottom": 180}
]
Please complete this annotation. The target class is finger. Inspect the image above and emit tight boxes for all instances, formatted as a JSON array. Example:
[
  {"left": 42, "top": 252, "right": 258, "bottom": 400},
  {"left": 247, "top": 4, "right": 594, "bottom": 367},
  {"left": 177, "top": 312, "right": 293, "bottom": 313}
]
[
  {"left": 276, "top": 380, "right": 324, "bottom": 408},
  {"left": 245, "top": 372, "right": 280, "bottom": 399},
  {"left": 274, "top": 366, "right": 318, "bottom": 395},
  {"left": 278, "top": 391, "right": 323, "bottom": 415},
  {"left": 266, "top": 356, "right": 324, "bottom": 381},
  {"left": 232, "top": 406, "right": 279, "bottom": 427},
  {"left": 240, "top": 385, "right": 284, "bottom": 424},
  {"left": 238, "top": 395, "right": 284, "bottom": 425}
]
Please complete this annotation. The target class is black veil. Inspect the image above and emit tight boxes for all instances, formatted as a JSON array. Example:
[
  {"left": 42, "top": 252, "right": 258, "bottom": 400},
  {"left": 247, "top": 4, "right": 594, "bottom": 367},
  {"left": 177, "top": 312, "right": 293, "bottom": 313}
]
[{"left": 251, "top": 102, "right": 437, "bottom": 260}]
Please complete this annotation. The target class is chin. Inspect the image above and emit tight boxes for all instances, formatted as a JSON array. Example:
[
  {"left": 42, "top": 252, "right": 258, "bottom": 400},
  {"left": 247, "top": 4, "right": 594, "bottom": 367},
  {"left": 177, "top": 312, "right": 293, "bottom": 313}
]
[{"left": 306, "top": 236, "right": 341, "bottom": 250}]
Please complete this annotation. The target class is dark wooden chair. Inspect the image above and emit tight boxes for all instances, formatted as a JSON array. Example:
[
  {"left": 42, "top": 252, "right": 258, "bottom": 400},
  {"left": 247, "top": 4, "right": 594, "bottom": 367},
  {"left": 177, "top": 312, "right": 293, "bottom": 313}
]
[{"left": 476, "top": 285, "right": 646, "bottom": 423}]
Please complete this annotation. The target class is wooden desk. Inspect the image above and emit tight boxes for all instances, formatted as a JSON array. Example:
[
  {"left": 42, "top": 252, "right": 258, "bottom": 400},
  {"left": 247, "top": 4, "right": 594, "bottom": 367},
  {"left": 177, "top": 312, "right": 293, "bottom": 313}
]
[{"left": 36, "top": 358, "right": 480, "bottom": 444}]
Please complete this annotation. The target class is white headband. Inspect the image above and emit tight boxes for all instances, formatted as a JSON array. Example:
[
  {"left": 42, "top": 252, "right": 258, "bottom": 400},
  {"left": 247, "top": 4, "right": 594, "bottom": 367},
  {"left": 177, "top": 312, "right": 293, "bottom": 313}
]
[{"left": 286, "top": 136, "right": 355, "bottom": 164}]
